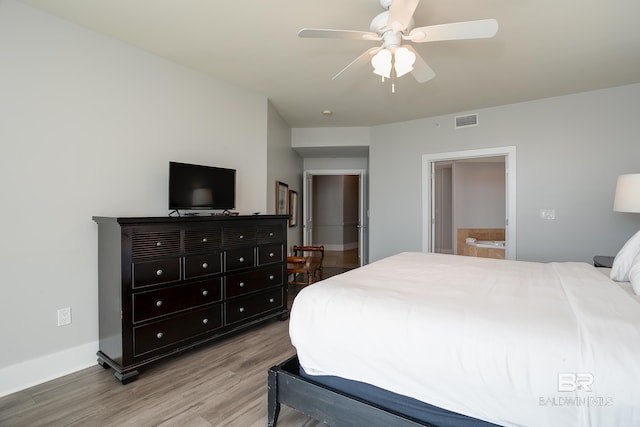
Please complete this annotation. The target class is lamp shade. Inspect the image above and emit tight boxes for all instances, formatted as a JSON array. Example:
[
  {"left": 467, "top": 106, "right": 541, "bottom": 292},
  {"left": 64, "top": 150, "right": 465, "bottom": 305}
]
[
  {"left": 613, "top": 174, "right": 640, "bottom": 213},
  {"left": 371, "top": 49, "right": 392, "bottom": 79},
  {"left": 394, "top": 47, "right": 416, "bottom": 78}
]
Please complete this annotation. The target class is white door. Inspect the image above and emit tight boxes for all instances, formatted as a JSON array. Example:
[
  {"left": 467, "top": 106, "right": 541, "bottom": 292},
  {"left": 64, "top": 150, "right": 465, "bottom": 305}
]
[{"left": 302, "top": 171, "right": 314, "bottom": 245}]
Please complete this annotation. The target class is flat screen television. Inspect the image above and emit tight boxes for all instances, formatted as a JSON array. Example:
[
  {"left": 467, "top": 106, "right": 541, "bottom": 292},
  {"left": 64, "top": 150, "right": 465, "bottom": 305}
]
[{"left": 169, "top": 161, "right": 236, "bottom": 211}]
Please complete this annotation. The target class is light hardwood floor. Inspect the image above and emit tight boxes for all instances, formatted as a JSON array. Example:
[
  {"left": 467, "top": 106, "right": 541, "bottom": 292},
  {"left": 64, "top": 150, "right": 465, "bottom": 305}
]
[
  {"left": 0, "top": 318, "right": 325, "bottom": 427},
  {"left": 323, "top": 249, "right": 358, "bottom": 269},
  {"left": 1, "top": 255, "right": 359, "bottom": 427}
]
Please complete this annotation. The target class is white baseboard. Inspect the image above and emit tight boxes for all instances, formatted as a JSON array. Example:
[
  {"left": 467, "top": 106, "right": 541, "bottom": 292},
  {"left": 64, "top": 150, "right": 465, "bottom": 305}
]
[
  {"left": 0, "top": 341, "right": 98, "bottom": 398},
  {"left": 343, "top": 242, "right": 358, "bottom": 251}
]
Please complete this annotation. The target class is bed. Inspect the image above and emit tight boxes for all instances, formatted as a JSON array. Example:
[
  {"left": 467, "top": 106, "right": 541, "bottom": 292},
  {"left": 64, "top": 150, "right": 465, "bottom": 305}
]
[{"left": 268, "top": 252, "right": 640, "bottom": 426}]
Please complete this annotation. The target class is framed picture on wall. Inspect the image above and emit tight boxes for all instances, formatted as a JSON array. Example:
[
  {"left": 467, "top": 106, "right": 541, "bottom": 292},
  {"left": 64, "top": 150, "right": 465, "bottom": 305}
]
[
  {"left": 276, "top": 181, "right": 288, "bottom": 215},
  {"left": 289, "top": 190, "right": 298, "bottom": 227}
]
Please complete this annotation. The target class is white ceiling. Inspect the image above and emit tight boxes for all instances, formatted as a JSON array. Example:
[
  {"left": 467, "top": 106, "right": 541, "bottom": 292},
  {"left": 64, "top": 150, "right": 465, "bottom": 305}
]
[{"left": 20, "top": 0, "right": 640, "bottom": 128}]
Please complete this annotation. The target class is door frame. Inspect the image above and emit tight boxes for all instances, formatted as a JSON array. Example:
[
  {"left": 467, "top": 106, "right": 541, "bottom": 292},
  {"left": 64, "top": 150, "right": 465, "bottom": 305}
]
[
  {"left": 421, "top": 146, "right": 517, "bottom": 260},
  {"left": 303, "top": 169, "right": 368, "bottom": 266}
]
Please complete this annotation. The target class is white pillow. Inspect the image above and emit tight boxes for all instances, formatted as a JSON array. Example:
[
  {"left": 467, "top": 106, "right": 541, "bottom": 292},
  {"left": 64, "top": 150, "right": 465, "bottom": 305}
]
[
  {"left": 610, "top": 230, "right": 640, "bottom": 282},
  {"left": 629, "top": 252, "right": 640, "bottom": 296}
]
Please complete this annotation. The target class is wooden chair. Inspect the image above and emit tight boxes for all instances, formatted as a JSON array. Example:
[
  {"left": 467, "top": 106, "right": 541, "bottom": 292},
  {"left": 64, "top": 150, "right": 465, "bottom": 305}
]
[
  {"left": 292, "top": 245, "right": 325, "bottom": 282},
  {"left": 287, "top": 256, "right": 314, "bottom": 287}
]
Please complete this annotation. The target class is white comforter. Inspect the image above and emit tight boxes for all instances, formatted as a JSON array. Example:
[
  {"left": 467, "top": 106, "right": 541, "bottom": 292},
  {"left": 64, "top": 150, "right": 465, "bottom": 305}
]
[{"left": 289, "top": 252, "right": 640, "bottom": 427}]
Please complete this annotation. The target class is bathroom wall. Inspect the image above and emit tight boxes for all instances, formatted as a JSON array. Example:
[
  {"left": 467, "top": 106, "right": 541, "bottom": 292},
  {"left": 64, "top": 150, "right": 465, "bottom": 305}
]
[{"left": 454, "top": 161, "right": 506, "bottom": 226}]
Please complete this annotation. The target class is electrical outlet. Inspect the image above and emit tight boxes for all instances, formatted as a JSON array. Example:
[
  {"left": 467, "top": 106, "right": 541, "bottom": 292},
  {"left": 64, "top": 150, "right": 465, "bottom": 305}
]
[{"left": 57, "top": 307, "right": 72, "bottom": 326}]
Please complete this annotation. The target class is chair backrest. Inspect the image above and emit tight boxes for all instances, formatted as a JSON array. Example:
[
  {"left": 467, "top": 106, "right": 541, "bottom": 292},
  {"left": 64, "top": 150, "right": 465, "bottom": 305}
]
[
  {"left": 287, "top": 255, "right": 310, "bottom": 272},
  {"left": 292, "top": 245, "right": 324, "bottom": 263}
]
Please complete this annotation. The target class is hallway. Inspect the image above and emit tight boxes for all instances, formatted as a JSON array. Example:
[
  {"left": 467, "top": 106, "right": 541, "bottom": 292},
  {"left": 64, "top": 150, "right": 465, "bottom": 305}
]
[{"left": 323, "top": 248, "right": 359, "bottom": 269}]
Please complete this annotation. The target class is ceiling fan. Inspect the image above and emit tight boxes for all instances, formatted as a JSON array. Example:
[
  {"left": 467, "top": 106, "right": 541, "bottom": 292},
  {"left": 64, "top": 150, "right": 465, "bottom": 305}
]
[{"left": 298, "top": 0, "right": 498, "bottom": 90}]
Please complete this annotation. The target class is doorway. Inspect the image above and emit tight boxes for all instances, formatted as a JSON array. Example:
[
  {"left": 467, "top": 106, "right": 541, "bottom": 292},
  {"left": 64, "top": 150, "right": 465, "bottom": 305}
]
[
  {"left": 422, "top": 147, "right": 517, "bottom": 260},
  {"left": 303, "top": 169, "right": 368, "bottom": 268}
]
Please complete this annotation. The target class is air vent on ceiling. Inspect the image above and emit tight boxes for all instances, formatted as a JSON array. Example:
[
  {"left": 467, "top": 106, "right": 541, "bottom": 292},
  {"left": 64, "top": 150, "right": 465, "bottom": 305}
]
[{"left": 455, "top": 113, "right": 478, "bottom": 129}]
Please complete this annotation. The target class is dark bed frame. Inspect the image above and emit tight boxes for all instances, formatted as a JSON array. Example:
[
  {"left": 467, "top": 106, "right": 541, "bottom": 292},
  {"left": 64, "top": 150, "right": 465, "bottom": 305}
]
[{"left": 267, "top": 355, "right": 434, "bottom": 427}]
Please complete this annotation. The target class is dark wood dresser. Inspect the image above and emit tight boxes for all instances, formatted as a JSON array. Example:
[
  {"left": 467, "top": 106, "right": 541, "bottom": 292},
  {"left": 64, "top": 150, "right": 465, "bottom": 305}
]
[{"left": 93, "top": 215, "right": 289, "bottom": 383}]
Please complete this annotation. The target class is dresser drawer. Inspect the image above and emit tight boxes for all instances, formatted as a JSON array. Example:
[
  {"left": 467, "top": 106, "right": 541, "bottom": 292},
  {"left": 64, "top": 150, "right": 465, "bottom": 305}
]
[
  {"left": 258, "top": 244, "right": 283, "bottom": 265},
  {"left": 184, "top": 252, "right": 222, "bottom": 279},
  {"left": 131, "top": 230, "right": 181, "bottom": 259},
  {"left": 257, "top": 225, "right": 283, "bottom": 244},
  {"left": 132, "top": 258, "right": 181, "bottom": 288},
  {"left": 133, "top": 304, "right": 223, "bottom": 357},
  {"left": 184, "top": 227, "right": 222, "bottom": 254},
  {"left": 132, "top": 278, "right": 222, "bottom": 323},
  {"left": 225, "top": 265, "right": 283, "bottom": 298},
  {"left": 225, "top": 288, "right": 283, "bottom": 325},
  {"left": 223, "top": 226, "right": 257, "bottom": 248},
  {"left": 225, "top": 247, "right": 255, "bottom": 271}
]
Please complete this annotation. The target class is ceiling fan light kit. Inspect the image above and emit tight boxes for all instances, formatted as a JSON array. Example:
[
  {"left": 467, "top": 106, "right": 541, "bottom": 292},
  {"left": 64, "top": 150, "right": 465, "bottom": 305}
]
[
  {"left": 298, "top": 0, "right": 498, "bottom": 91},
  {"left": 393, "top": 47, "right": 416, "bottom": 77},
  {"left": 371, "top": 49, "right": 393, "bottom": 78}
]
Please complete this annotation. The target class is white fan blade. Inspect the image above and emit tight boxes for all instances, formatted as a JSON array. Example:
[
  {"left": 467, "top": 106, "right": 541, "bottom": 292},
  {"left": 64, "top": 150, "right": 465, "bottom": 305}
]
[
  {"left": 332, "top": 46, "right": 383, "bottom": 80},
  {"left": 407, "top": 19, "right": 498, "bottom": 43},
  {"left": 387, "top": 0, "right": 421, "bottom": 33},
  {"left": 298, "top": 28, "right": 380, "bottom": 41},
  {"left": 404, "top": 45, "right": 435, "bottom": 83}
]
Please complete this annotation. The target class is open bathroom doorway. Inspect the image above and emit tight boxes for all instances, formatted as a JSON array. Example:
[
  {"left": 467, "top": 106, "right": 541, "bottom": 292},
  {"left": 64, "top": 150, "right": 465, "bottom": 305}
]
[{"left": 422, "top": 147, "right": 517, "bottom": 260}]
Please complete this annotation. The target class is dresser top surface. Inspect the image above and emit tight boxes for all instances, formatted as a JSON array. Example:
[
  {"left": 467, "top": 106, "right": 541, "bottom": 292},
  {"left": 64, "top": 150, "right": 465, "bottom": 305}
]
[{"left": 93, "top": 215, "right": 289, "bottom": 225}]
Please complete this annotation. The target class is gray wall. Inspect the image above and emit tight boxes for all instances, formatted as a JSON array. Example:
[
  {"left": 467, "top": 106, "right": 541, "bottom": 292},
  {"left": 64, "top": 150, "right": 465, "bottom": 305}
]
[
  {"left": 313, "top": 175, "right": 345, "bottom": 247},
  {"left": 370, "top": 84, "right": 640, "bottom": 263},
  {"left": 0, "top": 0, "right": 301, "bottom": 396},
  {"left": 267, "top": 101, "right": 303, "bottom": 250}
]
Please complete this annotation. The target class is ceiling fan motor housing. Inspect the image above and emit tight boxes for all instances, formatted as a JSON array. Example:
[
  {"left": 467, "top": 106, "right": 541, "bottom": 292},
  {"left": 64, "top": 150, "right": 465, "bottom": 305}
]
[
  {"left": 370, "top": 11, "right": 415, "bottom": 35},
  {"left": 379, "top": 0, "right": 393, "bottom": 10}
]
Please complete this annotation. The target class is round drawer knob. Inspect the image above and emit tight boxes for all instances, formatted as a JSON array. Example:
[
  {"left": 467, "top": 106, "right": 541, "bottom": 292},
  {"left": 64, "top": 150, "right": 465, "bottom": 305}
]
[
  {"left": 202, "top": 237, "right": 208, "bottom": 243},
  {"left": 155, "top": 241, "right": 162, "bottom": 247},
  {"left": 202, "top": 290, "right": 208, "bottom": 296},
  {"left": 202, "top": 318, "right": 208, "bottom": 325},
  {"left": 269, "top": 232, "right": 274, "bottom": 237},
  {"left": 269, "top": 275, "right": 274, "bottom": 280},
  {"left": 156, "top": 300, "right": 163, "bottom": 307},
  {"left": 269, "top": 252, "right": 274, "bottom": 257},
  {"left": 239, "top": 282, "right": 245, "bottom": 288},
  {"left": 239, "top": 307, "right": 245, "bottom": 313},
  {"left": 202, "top": 262, "right": 208, "bottom": 269},
  {"left": 156, "top": 269, "right": 163, "bottom": 276},
  {"left": 239, "top": 235, "right": 244, "bottom": 239},
  {"left": 269, "top": 298, "right": 275, "bottom": 303},
  {"left": 239, "top": 257, "right": 245, "bottom": 263},
  {"left": 156, "top": 332, "right": 164, "bottom": 339}
]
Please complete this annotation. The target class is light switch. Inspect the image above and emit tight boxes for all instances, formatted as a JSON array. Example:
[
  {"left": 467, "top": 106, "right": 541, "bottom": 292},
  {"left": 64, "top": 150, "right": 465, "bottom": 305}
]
[{"left": 540, "top": 209, "right": 556, "bottom": 220}]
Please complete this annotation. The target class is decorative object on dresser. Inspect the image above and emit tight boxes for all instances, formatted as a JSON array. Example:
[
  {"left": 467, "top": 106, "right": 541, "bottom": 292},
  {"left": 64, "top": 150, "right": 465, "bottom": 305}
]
[{"left": 93, "top": 215, "right": 289, "bottom": 384}]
